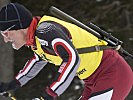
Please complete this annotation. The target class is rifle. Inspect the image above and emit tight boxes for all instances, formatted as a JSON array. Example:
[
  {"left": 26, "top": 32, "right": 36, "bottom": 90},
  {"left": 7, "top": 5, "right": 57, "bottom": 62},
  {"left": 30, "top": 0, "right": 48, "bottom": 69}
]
[{"left": 49, "top": 6, "right": 133, "bottom": 59}]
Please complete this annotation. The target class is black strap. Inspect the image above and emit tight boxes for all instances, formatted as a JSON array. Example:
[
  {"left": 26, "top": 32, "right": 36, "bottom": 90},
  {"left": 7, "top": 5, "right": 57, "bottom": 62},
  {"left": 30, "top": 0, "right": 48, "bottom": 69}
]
[{"left": 77, "top": 45, "right": 116, "bottom": 54}]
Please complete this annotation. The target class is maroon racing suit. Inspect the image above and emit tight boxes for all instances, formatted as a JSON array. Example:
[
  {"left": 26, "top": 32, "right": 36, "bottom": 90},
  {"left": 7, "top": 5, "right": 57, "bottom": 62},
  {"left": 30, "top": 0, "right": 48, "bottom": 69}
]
[{"left": 81, "top": 49, "right": 133, "bottom": 100}]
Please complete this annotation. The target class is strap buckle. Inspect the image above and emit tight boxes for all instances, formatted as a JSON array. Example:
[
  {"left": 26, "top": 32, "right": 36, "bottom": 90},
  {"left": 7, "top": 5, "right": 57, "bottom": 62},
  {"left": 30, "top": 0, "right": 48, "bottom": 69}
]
[{"left": 95, "top": 46, "right": 101, "bottom": 51}]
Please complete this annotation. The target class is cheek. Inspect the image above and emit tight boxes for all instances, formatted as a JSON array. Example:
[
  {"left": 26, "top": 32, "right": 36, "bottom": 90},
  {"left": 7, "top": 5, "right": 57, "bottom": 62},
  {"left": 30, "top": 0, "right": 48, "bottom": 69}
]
[
  {"left": 8, "top": 32, "right": 15, "bottom": 39},
  {"left": 12, "top": 32, "right": 20, "bottom": 39},
  {"left": 16, "top": 33, "right": 26, "bottom": 42},
  {"left": 19, "top": 33, "right": 25, "bottom": 40}
]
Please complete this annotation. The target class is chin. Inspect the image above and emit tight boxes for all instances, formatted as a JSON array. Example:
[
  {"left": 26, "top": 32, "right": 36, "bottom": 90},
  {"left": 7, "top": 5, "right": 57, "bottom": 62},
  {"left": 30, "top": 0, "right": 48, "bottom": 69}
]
[
  {"left": 13, "top": 46, "right": 20, "bottom": 50},
  {"left": 12, "top": 44, "right": 22, "bottom": 50}
]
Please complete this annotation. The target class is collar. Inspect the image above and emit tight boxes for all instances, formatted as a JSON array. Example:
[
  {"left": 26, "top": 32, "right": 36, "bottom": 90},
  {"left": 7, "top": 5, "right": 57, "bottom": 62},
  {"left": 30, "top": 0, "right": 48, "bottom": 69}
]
[{"left": 25, "top": 16, "right": 41, "bottom": 48}]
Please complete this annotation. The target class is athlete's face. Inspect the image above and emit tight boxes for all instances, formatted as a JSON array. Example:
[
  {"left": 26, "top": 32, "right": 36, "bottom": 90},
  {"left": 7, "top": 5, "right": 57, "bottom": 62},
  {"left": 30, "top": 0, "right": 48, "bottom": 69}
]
[{"left": 1, "top": 29, "right": 27, "bottom": 50}]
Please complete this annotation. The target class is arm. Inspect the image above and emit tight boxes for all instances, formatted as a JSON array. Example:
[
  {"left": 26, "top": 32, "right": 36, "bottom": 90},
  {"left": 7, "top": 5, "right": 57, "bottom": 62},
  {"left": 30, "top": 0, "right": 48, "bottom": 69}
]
[
  {"left": 50, "top": 38, "right": 80, "bottom": 96},
  {"left": 36, "top": 21, "right": 80, "bottom": 99},
  {"left": 15, "top": 53, "right": 48, "bottom": 86},
  {"left": 0, "top": 53, "right": 48, "bottom": 93}
]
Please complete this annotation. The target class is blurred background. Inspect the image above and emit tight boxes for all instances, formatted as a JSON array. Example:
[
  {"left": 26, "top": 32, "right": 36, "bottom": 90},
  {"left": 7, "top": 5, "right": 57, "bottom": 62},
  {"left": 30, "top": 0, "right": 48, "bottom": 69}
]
[{"left": 0, "top": 0, "right": 132, "bottom": 100}]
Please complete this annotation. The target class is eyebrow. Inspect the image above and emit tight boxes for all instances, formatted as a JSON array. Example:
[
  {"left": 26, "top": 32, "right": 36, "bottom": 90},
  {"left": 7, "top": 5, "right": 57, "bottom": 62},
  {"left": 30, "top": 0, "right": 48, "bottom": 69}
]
[{"left": 0, "top": 25, "right": 15, "bottom": 37}]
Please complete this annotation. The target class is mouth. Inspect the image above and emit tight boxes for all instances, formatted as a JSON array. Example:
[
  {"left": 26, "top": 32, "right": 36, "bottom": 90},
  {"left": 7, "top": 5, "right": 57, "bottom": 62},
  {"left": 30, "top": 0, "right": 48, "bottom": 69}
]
[
  {"left": 12, "top": 41, "right": 15, "bottom": 44},
  {"left": 11, "top": 40, "right": 15, "bottom": 44},
  {"left": 11, "top": 40, "right": 16, "bottom": 46}
]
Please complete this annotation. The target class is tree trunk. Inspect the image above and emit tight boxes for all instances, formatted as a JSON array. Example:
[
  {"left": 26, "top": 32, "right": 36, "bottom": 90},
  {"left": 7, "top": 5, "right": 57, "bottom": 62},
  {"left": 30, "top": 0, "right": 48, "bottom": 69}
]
[{"left": 0, "top": 1, "right": 14, "bottom": 100}]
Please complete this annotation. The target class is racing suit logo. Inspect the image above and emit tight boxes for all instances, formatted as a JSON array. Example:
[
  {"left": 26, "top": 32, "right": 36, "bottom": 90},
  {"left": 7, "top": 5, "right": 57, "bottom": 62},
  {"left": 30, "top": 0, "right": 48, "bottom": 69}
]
[{"left": 77, "top": 68, "right": 87, "bottom": 76}]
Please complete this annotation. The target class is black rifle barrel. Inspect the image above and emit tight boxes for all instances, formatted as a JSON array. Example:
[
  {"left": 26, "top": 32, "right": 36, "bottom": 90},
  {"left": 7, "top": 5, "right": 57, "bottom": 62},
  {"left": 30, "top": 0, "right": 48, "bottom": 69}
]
[
  {"left": 50, "top": 6, "right": 121, "bottom": 46},
  {"left": 49, "top": 6, "right": 133, "bottom": 59},
  {"left": 50, "top": 6, "right": 102, "bottom": 38},
  {"left": 88, "top": 23, "right": 123, "bottom": 45}
]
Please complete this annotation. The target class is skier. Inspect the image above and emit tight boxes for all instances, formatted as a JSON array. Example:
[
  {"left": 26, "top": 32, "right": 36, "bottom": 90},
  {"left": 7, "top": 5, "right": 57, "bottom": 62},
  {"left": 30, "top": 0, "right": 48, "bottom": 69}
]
[{"left": 0, "top": 3, "right": 132, "bottom": 100}]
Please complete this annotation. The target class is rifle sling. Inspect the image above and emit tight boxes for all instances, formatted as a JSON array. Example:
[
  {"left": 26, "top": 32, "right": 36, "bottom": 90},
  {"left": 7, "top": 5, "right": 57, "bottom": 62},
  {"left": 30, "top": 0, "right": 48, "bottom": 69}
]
[{"left": 77, "top": 45, "right": 116, "bottom": 54}]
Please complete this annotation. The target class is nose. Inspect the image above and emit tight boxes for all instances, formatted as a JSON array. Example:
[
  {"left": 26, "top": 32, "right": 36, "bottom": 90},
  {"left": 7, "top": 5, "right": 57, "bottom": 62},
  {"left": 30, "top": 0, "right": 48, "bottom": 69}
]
[{"left": 2, "top": 32, "right": 12, "bottom": 43}]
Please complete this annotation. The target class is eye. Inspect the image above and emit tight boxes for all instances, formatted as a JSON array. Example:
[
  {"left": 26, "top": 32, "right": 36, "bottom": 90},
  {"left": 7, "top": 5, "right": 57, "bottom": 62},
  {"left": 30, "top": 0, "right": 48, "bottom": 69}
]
[{"left": 1, "top": 31, "right": 9, "bottom": 38}]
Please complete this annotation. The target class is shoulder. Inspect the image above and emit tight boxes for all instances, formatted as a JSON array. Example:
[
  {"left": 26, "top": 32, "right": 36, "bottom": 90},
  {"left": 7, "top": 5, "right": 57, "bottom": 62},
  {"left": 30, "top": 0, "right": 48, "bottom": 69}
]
[{"left": 36, "top": 21, "right": 57, "bottom": 34}]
